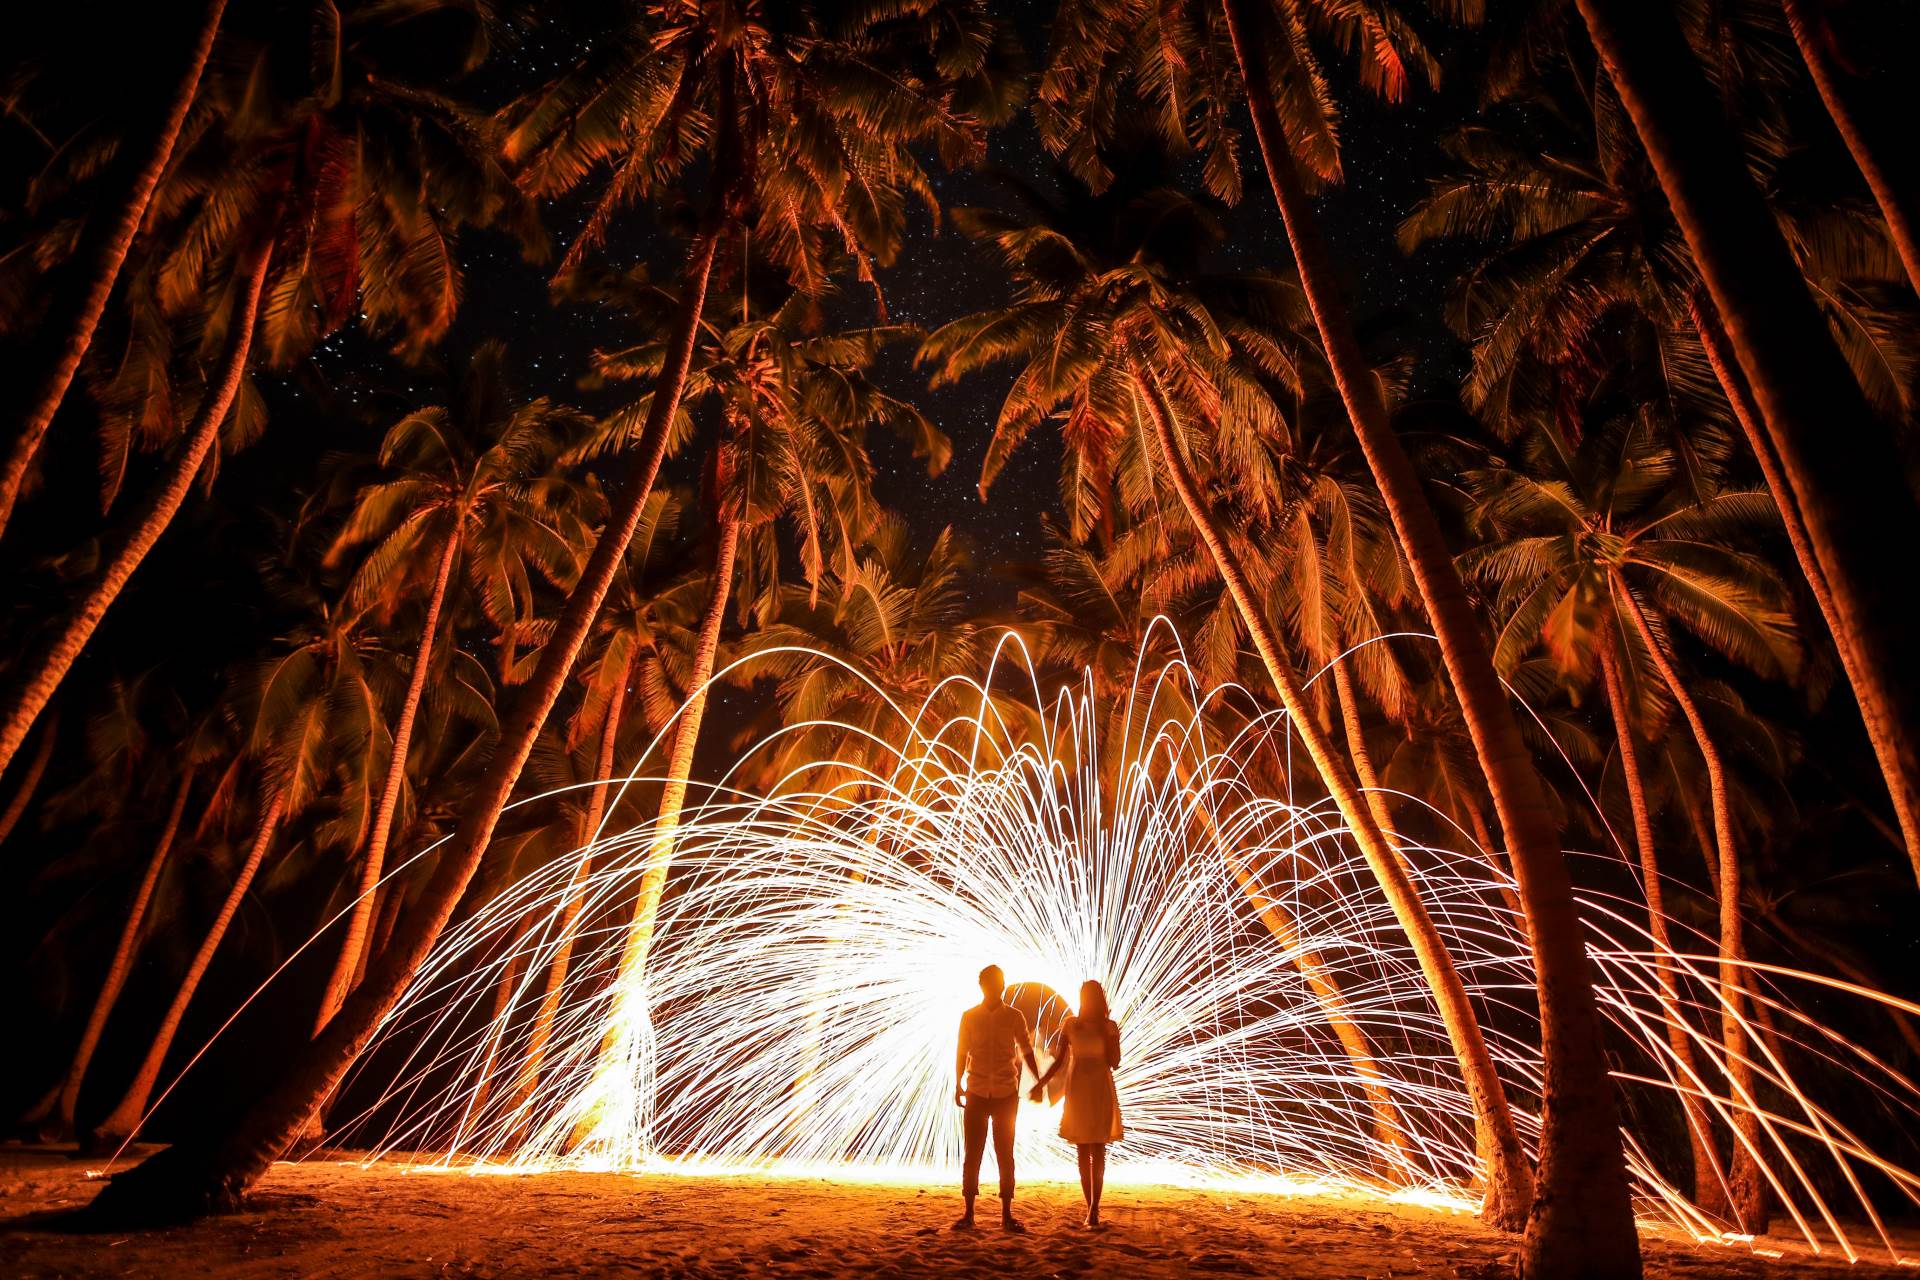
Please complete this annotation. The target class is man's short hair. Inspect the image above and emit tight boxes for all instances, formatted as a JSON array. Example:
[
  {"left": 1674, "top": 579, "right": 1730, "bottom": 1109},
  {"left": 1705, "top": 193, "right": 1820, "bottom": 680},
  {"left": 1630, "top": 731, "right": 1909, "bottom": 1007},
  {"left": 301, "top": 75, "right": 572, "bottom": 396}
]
[{"left": 978, "top": 964, "right": 1004, "bottom": 988}]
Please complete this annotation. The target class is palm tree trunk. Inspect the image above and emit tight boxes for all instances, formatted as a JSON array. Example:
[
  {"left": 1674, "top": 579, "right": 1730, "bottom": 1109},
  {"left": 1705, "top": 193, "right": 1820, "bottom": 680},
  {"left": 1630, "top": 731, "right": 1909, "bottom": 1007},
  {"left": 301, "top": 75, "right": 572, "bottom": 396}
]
[
  {"left": 19, "top": 765, "right": 192, "bottom": 1137},
  {"left": 1575, "top": 0, "right": 1920, "bottom": 901},
  {"left": 1332, "top": 661, "right": 1396, "bottom": 836},
  {"left": 503, "top": 654, "right": 632, "bottom": 1124},
  {"left": 1460, "top": 793, "right": 1527, "bottom": 923},
  {"left": 574, "top": 512, "right": 741, "bottom": 1149},
  {"left": 1610, "top": 571, "right": 1767, "bottom": 1232},
  {"left": 356, "top": 876, "right": 407, "bottom": 987},
  {"left": 1220, "top": 6, "right": 1638, "bottom": 1261},
  {"left": 1599, "top": 635, "right": 1726, "bottom": 1217},
  {"left": 86, "top": 224, "right": 721, "bottom": 1223},
  {"left": 1175, "top": 752, "right": 1418, "bottom": 1178},
  {"left": 1689, "top": 293, "right": 1920, "bottom": 872},
  {"left": 1132, "top": 358, "right": 1532, "bottom": 1224},
  {"left": 90, "top": 786, "right": 285, "bottom": 1145},
  {"left": 0, "top": 0, "right": 227, "bottom": 541},
  {"left": 463, "top": 907, "right": 540, "bottom": 1124},
  {"left": 1780, "top": 0, "right": 1920, "bottom": 298},
  {"left": 0, "top": 232, "right": 274, "bottom": 782},
  {"left": 0, "top": 705, "right": 57, "bottom": 851},
  {"left": 312, "top": 528, "right": 461, "bottom": 1037}
]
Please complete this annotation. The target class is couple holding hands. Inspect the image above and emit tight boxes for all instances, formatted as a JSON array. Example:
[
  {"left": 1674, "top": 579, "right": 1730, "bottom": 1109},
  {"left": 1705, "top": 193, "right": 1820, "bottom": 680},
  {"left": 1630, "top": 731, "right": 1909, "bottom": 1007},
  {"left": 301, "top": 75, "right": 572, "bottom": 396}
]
[{"left": 952, "top": 964, "right": 1124, "bottom": 1232}]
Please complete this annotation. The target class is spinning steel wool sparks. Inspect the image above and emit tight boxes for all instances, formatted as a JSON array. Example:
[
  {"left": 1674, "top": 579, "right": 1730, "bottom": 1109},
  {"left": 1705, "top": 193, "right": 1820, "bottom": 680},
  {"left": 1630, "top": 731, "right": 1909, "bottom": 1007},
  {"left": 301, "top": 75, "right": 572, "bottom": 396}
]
[{"left": 324, "top": 635, "right": 1917, "bottom": 1263}]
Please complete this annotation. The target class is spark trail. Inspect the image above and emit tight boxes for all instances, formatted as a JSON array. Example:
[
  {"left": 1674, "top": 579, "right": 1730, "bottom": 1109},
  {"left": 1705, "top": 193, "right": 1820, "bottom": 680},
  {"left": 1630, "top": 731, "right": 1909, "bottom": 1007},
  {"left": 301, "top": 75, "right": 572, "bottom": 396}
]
[{"left": 329, "top": 633, "right": 1920, "bottom": 1263}]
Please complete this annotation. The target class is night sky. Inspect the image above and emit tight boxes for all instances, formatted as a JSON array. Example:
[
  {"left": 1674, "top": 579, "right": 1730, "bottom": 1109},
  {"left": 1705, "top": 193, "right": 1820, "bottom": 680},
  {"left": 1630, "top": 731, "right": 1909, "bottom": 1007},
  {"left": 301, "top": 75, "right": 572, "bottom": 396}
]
[{"left": 280, "top": 2, "right": 1485, "bottom": 582}]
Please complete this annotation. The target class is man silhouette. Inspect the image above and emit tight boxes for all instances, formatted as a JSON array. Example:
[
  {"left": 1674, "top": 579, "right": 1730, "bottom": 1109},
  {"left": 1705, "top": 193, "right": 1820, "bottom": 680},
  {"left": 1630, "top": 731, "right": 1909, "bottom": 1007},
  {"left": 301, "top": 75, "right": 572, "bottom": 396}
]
[{"left": 953, "top": 964, "right": 1039, "bottom": 1232}]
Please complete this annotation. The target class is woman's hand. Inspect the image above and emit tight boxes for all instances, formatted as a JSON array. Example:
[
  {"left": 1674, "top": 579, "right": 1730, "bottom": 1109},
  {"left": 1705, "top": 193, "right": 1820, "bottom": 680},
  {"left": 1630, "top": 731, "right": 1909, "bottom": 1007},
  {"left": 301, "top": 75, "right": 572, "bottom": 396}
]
[{"left": 1027, "top": 1084, "right": 1044, "bottom": 1103}]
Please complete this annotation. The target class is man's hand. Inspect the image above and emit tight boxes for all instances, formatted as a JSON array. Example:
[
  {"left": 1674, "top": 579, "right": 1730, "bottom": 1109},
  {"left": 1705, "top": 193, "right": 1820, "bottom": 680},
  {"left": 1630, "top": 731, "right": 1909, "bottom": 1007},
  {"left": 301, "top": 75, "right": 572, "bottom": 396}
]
[
  {"left": 954, "top": 1087, "right": 966, "bottom": 1108},
  {"left": 1027, "top": 1084, "right": 1044, "bottom": 1103}
]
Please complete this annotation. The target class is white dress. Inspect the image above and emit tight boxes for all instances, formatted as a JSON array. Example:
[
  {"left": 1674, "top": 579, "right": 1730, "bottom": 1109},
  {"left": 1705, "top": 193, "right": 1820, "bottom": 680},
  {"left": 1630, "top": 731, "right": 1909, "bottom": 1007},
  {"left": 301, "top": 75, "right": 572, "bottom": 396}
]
[{"left": 1055, "top": 1015, "right": 1124, "bottom": 1144}]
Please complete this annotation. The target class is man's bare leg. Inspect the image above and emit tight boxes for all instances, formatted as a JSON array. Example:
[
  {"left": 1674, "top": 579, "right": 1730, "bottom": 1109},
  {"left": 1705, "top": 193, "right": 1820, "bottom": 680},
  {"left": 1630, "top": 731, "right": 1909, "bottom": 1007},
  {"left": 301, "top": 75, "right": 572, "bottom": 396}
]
[{"left": 952, "top": 1194, "right": 976, "bottom": 1231}]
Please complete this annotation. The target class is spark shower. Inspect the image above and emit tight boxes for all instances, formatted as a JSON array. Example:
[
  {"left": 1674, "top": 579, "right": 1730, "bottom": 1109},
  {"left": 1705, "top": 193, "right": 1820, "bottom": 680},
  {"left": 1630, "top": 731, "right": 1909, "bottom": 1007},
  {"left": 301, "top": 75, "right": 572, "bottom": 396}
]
[{"left": 319, "top": 632, "right": 1918, "bottom": 1263}]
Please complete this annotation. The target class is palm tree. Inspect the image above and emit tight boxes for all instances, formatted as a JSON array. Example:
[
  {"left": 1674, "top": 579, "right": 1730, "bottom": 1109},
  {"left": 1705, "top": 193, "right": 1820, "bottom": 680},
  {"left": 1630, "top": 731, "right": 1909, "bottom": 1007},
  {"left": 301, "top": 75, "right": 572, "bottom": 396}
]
[
  {"left": 0, "top": 0, "right": 536, "bottom": 783},
  {"left": 1464, "top": 413, "right": 1801, "bottom": 1229},
  {"left": 0, "top": 0, "right": 228, "bottom": 540},
  {"left": 1036, "top": 5, "right": 1639, "bottom": 1257},
  {"left": 308, "top": 344, "right": 593, "bottom": 1040},
  {"left": 1019, "top": 528, "right": 1422, "bottom": 1178},
  {"left": 920, "top": 184, "right": 1534, "bottom": 1223},
  {"left": 1398, "top": 96, "right": 1920, "bottom": 870},
  {"left": 89, "top": 1, "right": 1015, "bottom": 1218},
  {"left": 563, "top": 282, "right": 947, "bottom": 1136},
  {"left": 1780, "top": 0, "right": 1920, "bottom": 299},
  {"left": 1570, "top": 0, "right": 1920, "bottom": 915},
  {"left": 0, "top": 704, "right": 57, "bottom": 852},
  {"left": 492, "top": 487, "right": 696, "bottom": 1120},
  {"left": 90, "top": 596, "right": 381, "bottom": 1145},
  {"left": 16, "top": 685, "right": 224, "bottom": 1139}
]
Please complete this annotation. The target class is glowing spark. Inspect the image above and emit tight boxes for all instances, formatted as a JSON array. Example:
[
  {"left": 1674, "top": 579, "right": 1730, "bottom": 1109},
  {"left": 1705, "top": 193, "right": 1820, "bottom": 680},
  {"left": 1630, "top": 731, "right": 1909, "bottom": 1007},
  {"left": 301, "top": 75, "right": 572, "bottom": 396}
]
[{"left": 310, "top": 633, "right": 1916, "bottom": 1264}]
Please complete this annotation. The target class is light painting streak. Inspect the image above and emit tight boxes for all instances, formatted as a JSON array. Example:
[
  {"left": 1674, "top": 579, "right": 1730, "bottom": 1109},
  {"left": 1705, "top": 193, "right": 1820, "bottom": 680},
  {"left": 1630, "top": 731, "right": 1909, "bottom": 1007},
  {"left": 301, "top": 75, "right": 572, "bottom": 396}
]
[{"left": 322, "top": 632, "right": 1920, "bottom": 1264}]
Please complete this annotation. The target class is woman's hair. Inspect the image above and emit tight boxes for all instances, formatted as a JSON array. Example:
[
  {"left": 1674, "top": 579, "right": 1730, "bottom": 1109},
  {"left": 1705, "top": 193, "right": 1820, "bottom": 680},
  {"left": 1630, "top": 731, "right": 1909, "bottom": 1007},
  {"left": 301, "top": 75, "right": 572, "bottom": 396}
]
[{"left": 1079, "top": 979, "right": 1110, "bottom": 1022}]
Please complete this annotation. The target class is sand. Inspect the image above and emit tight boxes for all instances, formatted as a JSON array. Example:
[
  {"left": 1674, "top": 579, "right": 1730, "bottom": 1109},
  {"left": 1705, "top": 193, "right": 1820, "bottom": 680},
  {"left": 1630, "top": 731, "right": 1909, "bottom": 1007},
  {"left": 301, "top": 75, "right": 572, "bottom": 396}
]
[{"left": 0, "top": 1146, "right": 1910, "bottom": 1279}]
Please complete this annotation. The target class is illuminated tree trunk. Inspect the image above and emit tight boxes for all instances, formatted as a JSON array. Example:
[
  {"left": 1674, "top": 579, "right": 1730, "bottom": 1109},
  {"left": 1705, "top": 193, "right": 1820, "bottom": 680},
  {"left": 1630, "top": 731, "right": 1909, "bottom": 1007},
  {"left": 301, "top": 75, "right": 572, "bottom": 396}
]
[
  {"left": 88, "top": 225, "right": 722, "bottom": 1221},
  {"left": 0, "top": 0, "right": 227, "bottom": 541},
  {"left": 1221, "top": 0, "right": 1636, "bottom": 1261},
  {"left": 575, "top": 513, "right": 740, "bottom": 1147},
  {"left": 0, "top": 706, "right": 57, "bottom": 851},
  {"left": 0, "top": 233, "right": 274, "bottom": 782},
  {"left": 1174, "top": 752, "right": 1417, "bottom": 1178},
  {"left": 1133, "top": 359, "right": 1530, "bottom": 1221},
  {"left": 1332, "top": 661, "right": 1396, "bottom": 836},
  {"left": 1690, "top": 293, "right": 1920, "bottom": 872},
  {"left": 1780, "top": 0, "right": 1920, "bottom": 299},
  {"left": 91, "top": 787, "right": 285, "bottom": 1145},
  {"left": 503, "top": 654, "right": 632, "bottom": 1124},
  {"left": 463, "top": 907, "right": 540, "bottom": 1126},
  {"left": 1575, "top": 0, "right": 1920, "bottom": 903},
  {"left": 313, "top": 528, "right": 461, "bottom": 1037},
  {"left": 19, "top": 765, "right": 192, "bottom": 1137},
  {"left": 1611, "top": 572, "right": 1766, "bottom": 1232},
  {"left": 1599, "top": 636, "right": 1726, "bottom": 1217}
]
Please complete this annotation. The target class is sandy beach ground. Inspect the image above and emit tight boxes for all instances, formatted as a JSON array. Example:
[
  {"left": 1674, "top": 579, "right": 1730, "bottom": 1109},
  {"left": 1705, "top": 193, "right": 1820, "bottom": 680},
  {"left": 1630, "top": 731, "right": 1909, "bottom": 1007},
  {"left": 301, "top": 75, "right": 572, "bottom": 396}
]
[{"left": 1, "top": 1146, "right": 1911, "bottom": 1279}]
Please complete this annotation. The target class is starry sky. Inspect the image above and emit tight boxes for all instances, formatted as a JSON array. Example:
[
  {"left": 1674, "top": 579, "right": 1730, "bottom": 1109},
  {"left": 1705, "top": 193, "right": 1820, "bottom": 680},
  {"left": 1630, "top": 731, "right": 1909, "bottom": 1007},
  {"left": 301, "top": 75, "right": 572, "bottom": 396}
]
[{"left": 338, "top": 3, "right": 1490, "bottom": 579}]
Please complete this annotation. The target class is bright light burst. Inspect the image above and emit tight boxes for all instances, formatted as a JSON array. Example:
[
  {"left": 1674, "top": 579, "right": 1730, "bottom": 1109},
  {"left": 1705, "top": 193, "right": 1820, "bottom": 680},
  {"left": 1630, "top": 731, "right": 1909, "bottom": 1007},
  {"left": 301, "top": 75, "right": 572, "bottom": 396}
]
[{"left": 332, "top": 632, "right": 1920, "bottom": 1263}]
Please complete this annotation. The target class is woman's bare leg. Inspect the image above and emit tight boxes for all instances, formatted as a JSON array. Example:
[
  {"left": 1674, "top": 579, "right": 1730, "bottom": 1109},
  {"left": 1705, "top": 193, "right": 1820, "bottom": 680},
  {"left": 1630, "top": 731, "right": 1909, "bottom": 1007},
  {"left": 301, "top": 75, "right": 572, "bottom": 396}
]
[
  {"left": 1076, "top": 1145, "right": 1093, "bottom": 1212},
  {"left": 1089, "top": 1144, "right": 1106, "bottom": 1225}
]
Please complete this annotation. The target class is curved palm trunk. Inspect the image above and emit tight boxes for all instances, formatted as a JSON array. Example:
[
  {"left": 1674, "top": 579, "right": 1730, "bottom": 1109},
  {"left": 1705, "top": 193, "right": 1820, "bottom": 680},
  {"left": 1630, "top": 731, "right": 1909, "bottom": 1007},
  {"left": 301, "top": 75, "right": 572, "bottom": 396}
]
[
  {"left": 0, "top": 234, "right": 274, "bottom": 782},
  {"left": 1220, "top": 1, "right": 1636, "bottom": 1261},
  {"left": 1690, "top": 294, "right": 1920, "bottom": 870},
  {"left": 573, "top": 513, "right": 741, "bottom": 1150},
  {"left": 463, "top": 908, "right": 540, "bottom": 1123},
  {"left": 313, "top": 529, "right": 461, "bottom": 1038},
  {"left": 0, "top": 706, "right": 57, "bottom": 851},
  {"left": 502, "top": 655, "right": 632, "bottom": 1125},
  {"left": 1611, "top": 572, "right": 1766, "bottom": 1231},
  {"left": 1599, "top": 637, "right": 1726, "bottom": 1216},
  {"left": 1176, "top": 751, "right": 1417, "bottom": 1178},
  {"left": 1332, "top": 662, "right": 1397, "bottom": 837},
  {"left": 91, "top": 787, "right": 285, "bottom": 1145},
  {"left": 88, "top": 226, "right": 721, "bottom": 1223},
  {"left": 0, "top": 0, "right": 228, "bottom": 540},
  {"left": 1134, "top": 360, "right": 1531, "bottom": 1222},
  {"left": 355, "top": 877, "right": 407, "bottom": 989},
  {"left": 1780, "top": 0, "right": 1920, "bottom": 298},
  {"left": 1575, "top": 0, "right": 1920, "bottom": 902},
  {"left": 20, "top": 765, "right": 192, "bottom": 1137}
]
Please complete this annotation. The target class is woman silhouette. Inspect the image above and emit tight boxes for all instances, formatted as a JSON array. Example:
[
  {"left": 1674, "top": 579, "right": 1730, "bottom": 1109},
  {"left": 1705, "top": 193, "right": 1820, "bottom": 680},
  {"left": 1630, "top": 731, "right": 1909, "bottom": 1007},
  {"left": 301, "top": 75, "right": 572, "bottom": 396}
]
[{"left": 1030, "top": 980, "right": 1123, "bottom": 1227}]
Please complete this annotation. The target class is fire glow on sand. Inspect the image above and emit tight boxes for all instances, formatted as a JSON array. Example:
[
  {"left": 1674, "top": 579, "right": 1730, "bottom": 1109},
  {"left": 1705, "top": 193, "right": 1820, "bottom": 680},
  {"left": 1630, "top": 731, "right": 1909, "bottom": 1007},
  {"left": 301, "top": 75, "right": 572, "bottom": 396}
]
[{"left": 300, "top": 633, "right": 1916, "bottom": 1263}]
